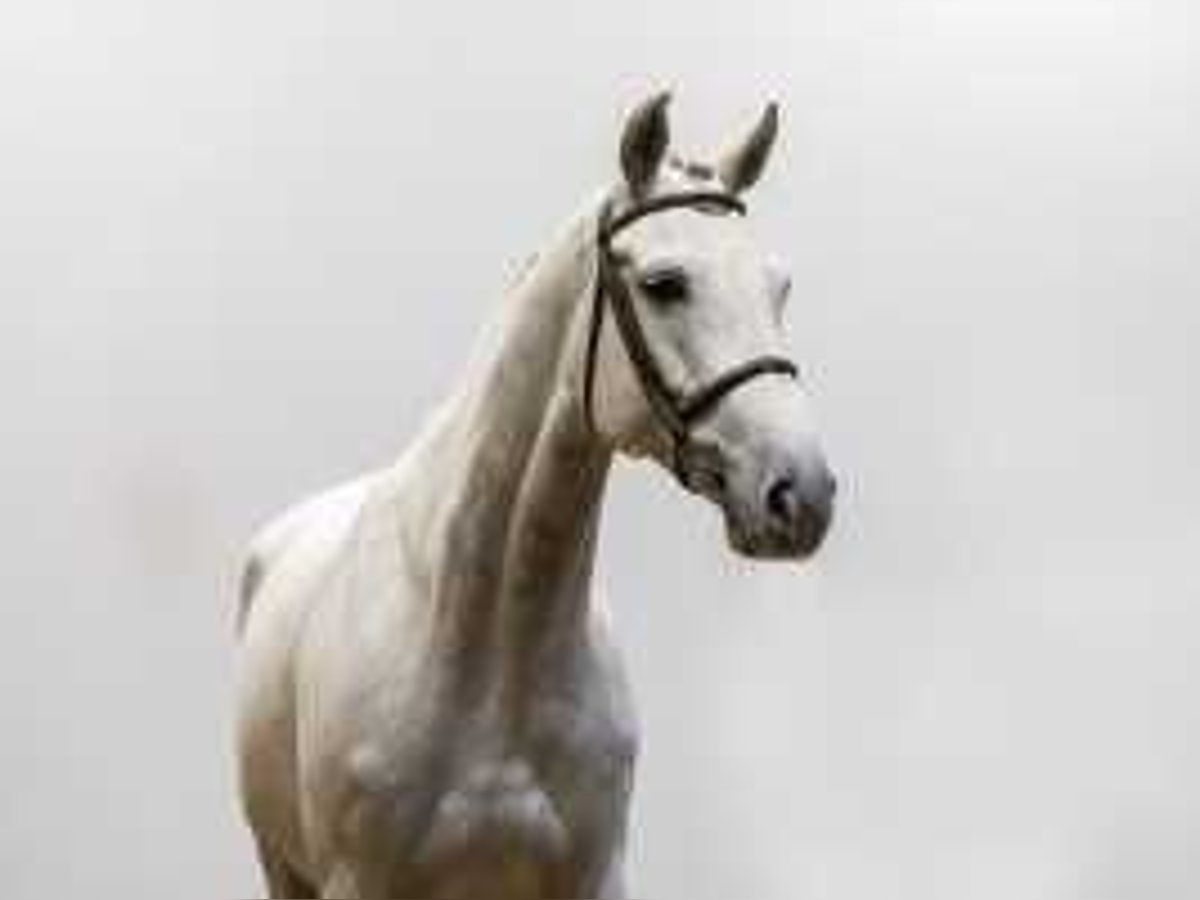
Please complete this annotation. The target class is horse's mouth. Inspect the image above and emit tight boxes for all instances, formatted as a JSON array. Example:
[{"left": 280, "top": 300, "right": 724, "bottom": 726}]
[
  {"left": 671, "top": 434, "right": 835, "bottom": 561},
  {"left": 723, "top": 502, "right": 833, "bottom": 561}
]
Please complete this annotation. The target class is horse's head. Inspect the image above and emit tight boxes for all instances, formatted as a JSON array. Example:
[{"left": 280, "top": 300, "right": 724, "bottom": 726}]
[{"left": 584, "top": 92, "right": 835, "bottom": 560}]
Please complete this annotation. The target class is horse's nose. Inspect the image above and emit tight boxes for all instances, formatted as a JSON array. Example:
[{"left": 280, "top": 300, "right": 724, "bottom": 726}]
[{"left": 764, "top": 465, "right": 836, "bottom": 553}]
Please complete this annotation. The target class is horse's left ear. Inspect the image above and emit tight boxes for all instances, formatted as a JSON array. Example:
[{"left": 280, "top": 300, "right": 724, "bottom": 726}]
[
  {"left": 620, "top": 91, "right": 672, "bottom": 196},
  {"left": 717, "top": 102, "right": 780, "bottom": 194}
]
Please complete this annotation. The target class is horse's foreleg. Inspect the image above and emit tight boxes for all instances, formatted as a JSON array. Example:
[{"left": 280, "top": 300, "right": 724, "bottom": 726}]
[
  {"left": 253, "top": 837, "right": 317, "bottom": 899},
  {"left": 320, "top": 861, "right": 363, "bottom": 899},
  {"left": 597, "top": 861, "right": 629, "bottom": 900}
]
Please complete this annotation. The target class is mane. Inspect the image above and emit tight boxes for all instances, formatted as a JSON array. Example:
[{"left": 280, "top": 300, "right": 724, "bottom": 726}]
[
  {"left": 409, "top": 188, "right": 612, "bottom": 504},
  {"left": 457, "top": 190, "right": 608, "bottom": 395}
]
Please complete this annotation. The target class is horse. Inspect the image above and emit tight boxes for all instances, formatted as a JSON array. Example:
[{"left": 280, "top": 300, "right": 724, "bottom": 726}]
[{"left": 234, "top": 92, "right": 836, "bottom": 900}]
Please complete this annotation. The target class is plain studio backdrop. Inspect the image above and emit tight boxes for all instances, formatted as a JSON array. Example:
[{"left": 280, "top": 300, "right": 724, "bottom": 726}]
[{"left": 2, "top": 0, "right": 1197, "bottom": 897}]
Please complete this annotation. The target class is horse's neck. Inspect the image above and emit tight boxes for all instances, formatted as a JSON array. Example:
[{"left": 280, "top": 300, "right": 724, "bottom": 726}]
[{"left": 413, "top": 198, "right": 612, "bottom": 715}]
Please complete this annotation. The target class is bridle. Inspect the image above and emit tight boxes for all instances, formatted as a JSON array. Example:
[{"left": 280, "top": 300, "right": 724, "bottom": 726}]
[{"left": 582, "top": 189, "right": 799, "bottom": 487}]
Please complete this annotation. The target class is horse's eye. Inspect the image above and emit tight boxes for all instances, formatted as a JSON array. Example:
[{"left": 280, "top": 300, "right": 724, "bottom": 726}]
[{"left": 637, "top": 269, "right": 689, "bottom": 305}]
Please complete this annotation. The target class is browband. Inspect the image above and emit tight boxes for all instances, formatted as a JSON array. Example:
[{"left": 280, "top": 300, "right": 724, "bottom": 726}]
[{"left": 601, "top": 190, "right": 746, "bottom": 241}]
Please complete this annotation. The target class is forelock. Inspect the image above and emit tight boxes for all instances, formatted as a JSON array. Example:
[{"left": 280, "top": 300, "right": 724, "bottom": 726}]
[{"left": 666, "top": 154, "right": 718, "bottom": 185}]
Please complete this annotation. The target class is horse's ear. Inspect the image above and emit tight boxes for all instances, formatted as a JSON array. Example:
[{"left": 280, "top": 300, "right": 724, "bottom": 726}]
[
  {"left": 620, "top": 91, "right": 672, "bottom": 195},
  {"left": 717, "top": 101, "right": 780, "bottom": 194}
]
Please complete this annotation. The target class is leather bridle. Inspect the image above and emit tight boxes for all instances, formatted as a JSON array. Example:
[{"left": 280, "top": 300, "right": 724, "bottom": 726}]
[{"left": 582, "top": 190, "right": 799, "bottom": 486}]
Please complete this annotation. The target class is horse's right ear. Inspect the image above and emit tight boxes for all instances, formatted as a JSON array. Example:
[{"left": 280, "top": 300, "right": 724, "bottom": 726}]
[{"left": 620, "top": 91, "right": 672, "bottom": 196}]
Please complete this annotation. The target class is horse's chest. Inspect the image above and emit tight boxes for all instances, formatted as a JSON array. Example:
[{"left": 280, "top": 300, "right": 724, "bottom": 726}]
[
  {"left": 344, "top": 696, "right": 635, "bottom": 898},
  {"left": 413, "top": 757, "right": 574, "bottom": 896}
]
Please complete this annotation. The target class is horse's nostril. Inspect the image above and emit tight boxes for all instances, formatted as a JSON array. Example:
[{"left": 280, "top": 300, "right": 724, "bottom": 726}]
[{"left": 765, "top": 476, "right": 799, "bottom": 524}]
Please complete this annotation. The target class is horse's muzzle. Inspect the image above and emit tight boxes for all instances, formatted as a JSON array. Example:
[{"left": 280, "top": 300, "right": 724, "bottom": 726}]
[{"left": 726, "top": 461, "right": 836, "bottom": 560}]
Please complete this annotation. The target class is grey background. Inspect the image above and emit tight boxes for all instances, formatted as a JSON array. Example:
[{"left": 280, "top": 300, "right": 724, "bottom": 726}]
[{"left": 2, "top": 0, "right": 1197, "bottom": 897}]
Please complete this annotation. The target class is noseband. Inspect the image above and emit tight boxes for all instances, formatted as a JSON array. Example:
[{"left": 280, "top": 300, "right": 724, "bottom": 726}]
[{"left": 582, "top": 190, "right": 799, "bottom": 486}]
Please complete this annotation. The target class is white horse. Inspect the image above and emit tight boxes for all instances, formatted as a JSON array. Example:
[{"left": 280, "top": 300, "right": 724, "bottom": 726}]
[{"left": 235, "top": 93, "right": 836, "bottom": 900}]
